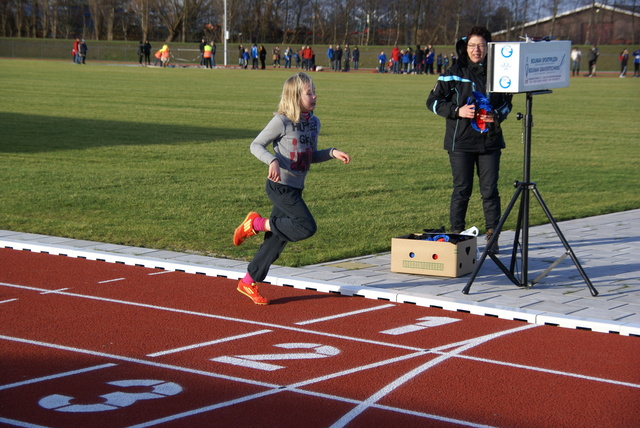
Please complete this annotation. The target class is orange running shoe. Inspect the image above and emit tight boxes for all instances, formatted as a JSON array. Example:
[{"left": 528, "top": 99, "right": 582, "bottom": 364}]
[
  {"left": 233, "top": 211, "right": 261, "bottom": 246},
  {"left": 237, "top": 280, "right": 270, "bottom": 305}
]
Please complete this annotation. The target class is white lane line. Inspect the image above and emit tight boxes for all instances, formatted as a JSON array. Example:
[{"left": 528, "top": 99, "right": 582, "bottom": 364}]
[
  {"left": 329, "top": 324, "right": 538, "bottom": 428},
  {"left": 0, "top": 299, "right": 18, "bottom": 304},
  {"left": 0, "top": 282, "right": 426, "bottom": 352},
  {"left": 148, "top": 271, "right": 172, "bottom": 276},
  {"left": 147, "top": 330, "right": 272, "bottom": 357},
  {"left": 98, "top": 278, "right": 126, "bottom": 284},
  {"left": 0, "top": 334, "right": 280, "bottom": 389},
  {"left": 0, "top": 416, "right": 49, "bottom": 428},
  {"left": 0, "top": 363, "right": 117, "bottom": 391},
  {"left": 40, "top": 288, "right": 69, "bottom": 295},
  {"left": 295, "top": 303, "right": 396, "bottom": 325}
]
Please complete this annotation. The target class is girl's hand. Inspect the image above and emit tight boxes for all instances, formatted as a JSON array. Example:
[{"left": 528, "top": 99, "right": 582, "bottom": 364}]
[
  {"left": 332, "top": 149, "right": 351, "bottom": 164},
  {"left": 268, "top": 159, "right": 281, "bottom": 182}
]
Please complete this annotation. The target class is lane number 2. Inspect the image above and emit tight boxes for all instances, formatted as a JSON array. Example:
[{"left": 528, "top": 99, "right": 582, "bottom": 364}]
[{"left": 211, "top": 342, "right": 340, "bottom": 371}]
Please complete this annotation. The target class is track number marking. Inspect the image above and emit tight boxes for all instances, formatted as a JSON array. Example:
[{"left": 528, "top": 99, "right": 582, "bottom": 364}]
[
  {"left": 39, "top": 379, "right": 182, "bottom": 413},
  {"left": 211, "top": 342, "right": 340, "bottom": 371},
  {"left": 381, "top": 317, "right": 461, "bottom": 335}
]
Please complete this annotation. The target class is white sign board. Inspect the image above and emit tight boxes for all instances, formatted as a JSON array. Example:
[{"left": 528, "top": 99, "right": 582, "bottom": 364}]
[{"left": 487, "top": 41, "right": 571, "bottom": 93}]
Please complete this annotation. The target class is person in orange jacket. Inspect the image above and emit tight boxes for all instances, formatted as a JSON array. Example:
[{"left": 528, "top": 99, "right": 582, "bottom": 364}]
[
  {"left": 154, "top": 48, "right": 163, "bottom": 66},
  {"left": 160, "top": 45, "right": 171, "bottom": 67}
]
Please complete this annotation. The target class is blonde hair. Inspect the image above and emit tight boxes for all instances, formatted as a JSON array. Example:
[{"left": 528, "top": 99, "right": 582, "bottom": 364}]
[{"left": 277, "top": 72, "right": 313, "bottom": 123}]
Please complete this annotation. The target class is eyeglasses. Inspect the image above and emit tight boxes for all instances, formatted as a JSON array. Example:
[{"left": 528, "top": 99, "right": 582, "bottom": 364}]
[{"left": 467, "top": 43, "right": 487, "bottom": 50}]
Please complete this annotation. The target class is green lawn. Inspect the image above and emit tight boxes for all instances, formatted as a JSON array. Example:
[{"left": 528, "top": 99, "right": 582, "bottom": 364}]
[{"left": 1, "top": 59, "right": 638, "bottom": 266}]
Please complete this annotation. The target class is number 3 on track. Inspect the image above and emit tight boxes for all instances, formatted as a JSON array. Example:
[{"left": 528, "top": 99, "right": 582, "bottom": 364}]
[
  {"left": 212, "top": 342, "right": 340, "bottom": 371},
  {"left": 39, "top": 379, "right": 182, "bottom": 412}
]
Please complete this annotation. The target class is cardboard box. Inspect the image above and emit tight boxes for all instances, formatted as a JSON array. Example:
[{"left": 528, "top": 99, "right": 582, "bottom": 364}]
[{"left": 391, "top": 234, "right": 477, "bottom": 278}]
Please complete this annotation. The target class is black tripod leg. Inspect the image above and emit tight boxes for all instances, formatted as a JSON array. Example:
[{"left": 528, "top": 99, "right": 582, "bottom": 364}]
[
  {"left": 462, "top": 185, "right": 523, "bottom": 294},
  {"left": 531, "top": 187, "right": 599, "bottom": 296}
]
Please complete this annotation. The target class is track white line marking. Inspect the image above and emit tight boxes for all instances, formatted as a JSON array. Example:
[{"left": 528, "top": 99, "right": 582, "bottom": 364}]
[
  {"left": 0, "top": 334, "right": 279, "bottom": 389},
  {"left": 0, "top": 282, "right": 426, "bottom": 352},
  {"left": 0, "top": 417, "right": 49, "bottom": 428},
  {"left": 40, "top": 288, "right": 69, "bottom": 294},
  {"left": 330, "top": 324, "right": 538, "bottom": 428},
  {"left": 0, "top": 363, "right": 116, "bottom": 391},
  {"left": 295, "top": 303, "right": 395, "bottom": 325},
  {"left": 147, "top": 330, "right": 272, "bottom": 357},
  {"left": 148, "top": 271, "right": 172, "bottom": 276},
  {"left": 0, "top": 299, "right": 18, "bottom": 304},
  {"left": 98, "top": 278, "right": 126, "bottom": 284}
]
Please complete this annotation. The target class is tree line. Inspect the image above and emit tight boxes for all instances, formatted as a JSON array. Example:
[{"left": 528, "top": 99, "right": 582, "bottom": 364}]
[{"left": 0, "top": 0, "right": 607, "bottom": 46}]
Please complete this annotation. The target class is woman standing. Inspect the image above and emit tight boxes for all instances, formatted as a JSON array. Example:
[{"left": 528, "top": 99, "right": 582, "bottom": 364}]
[{"left": 426, "top": 26, "right": 513, "bottom": 252}]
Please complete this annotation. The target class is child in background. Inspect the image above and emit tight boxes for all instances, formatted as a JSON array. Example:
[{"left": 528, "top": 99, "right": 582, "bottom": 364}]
[{"left": 233, "top": 72, "right": 351, "bottom": 305}]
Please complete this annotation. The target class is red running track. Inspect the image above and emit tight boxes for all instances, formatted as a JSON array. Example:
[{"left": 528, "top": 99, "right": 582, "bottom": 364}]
[{"left": 0, "top": 248, "right": 639, "bottom": 427}]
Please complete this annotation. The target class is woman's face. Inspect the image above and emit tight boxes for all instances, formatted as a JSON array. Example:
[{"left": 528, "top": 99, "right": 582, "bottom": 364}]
[
  {"left": 467, "top": 35, "right": 487, "bottom": 64},
  {"left": 300, "top": 83, "right": 317, "bottom": 112}
]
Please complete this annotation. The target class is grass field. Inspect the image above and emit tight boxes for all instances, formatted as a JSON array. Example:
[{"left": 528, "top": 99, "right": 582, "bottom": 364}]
[{"left": 1, "top": 58, "right": 638, "bottom": 266}]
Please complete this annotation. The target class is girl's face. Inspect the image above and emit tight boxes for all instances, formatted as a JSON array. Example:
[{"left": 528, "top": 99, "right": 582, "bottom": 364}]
[
  {"left": 466, "top": 35, "right": 487, "bottom": 64},
  {"left": 300, "top": 83, "right": 317, "bottom": 112}
]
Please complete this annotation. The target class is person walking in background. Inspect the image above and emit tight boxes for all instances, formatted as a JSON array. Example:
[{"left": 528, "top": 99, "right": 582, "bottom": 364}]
[
  {"left": 426, "top": 26, "right": 513, "bottom": 253},
  {"left": 273, "top": 46, "right": 281, "bottom": 68},
  {"left": 160, "top": 44, "right": 171, "bottom": 67},
  {"left": 210, "top": 42, "right": 217, "bottom": 67},
  {"left": 619, "top": 48, "right": 629, "bottom": 78},
  {"left": 634, "top": 48, "right": 640, "bottom": 78},
  {"left": 571, "top": 46, "right": 582, "bottom": 76},
  {"left": 587, "top": 45, "right": 599, "bottom": 77},
  {"left": 137, "top": 40, "right": 145, "bottom": 66},
  {"left": 232, "top": 72, "right": 351, "bottom": 305},
  {"left": 284, "top": 46, "right": 292, "bottom": 68}
]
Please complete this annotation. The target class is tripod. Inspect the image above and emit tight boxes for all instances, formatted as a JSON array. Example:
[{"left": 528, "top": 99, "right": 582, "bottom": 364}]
[{"left": 462, "top": 90, "right": 599, "bottom": 296}]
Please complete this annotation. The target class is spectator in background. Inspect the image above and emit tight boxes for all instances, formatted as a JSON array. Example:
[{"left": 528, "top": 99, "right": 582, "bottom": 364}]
[
  {"left": 143, "top": 40, "right": 152, "bottom": 65},
  {"left": 137, "top": 40, "right": 145, "bottom": 66},
  {"left": 79, "top": 39, "right": 88, "bottom": 64},
  {"left": 199, "top": 38, "right": 207, "bottom": 66},
  {"left": 333, "top": 44, "right": 342, "bottom": 71},
  {"left": 378, "top": 50, "right": 387, "bottom": 73},
  {"left": 352, "top": 46, "right": 360, "bottom": 70},
  {"left": 284, "top": 46, "right": 292, "bottom": 68},
  {"left": 72, "top": 38, "right": 80, "bottom": 63},
  {"left": 343, "top": 44, "right": 351, "bottom": 72},
  {"left": 273, "top": 46, "right": 281, "bottom": 68},
  {"left": 571, "top": 46, "right": 582, "bottom": 76},
  {"left": 426, "top": 45, "right": 435, "bottom": 74},
  {"left": 251, "top": 44, "right": 258, "bottom": 69},
  {"left": 259, "top": 45, "right": 267, "bottom": 69},
  {"left": 203, "top": 42, "right": 213, "bottom": 68},
  {"left": 587, "top": 44, "right": 599, "bottom": 77},
  {"left": 327, "top": 44, "right": 334, "bottom": 69},
  {"left": 619, "top": 48, "right": 629, "bottom": 78},
  {"left": 391, "top": 45, "right": 401, "bottom": 73},
  {"left": 238, "top": 44, "right": 244, "bottom": 67},
  {"left": 634, "top": 47, "right": 640, "bottom": 78},
  {"left": 210, "top": 42, "right": 217, "bottom": 67}
]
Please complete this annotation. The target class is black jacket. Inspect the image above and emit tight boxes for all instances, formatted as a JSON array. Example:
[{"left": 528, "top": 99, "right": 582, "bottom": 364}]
[{"left": 426, "top": 59, "right": 512, "bottom": 153}]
